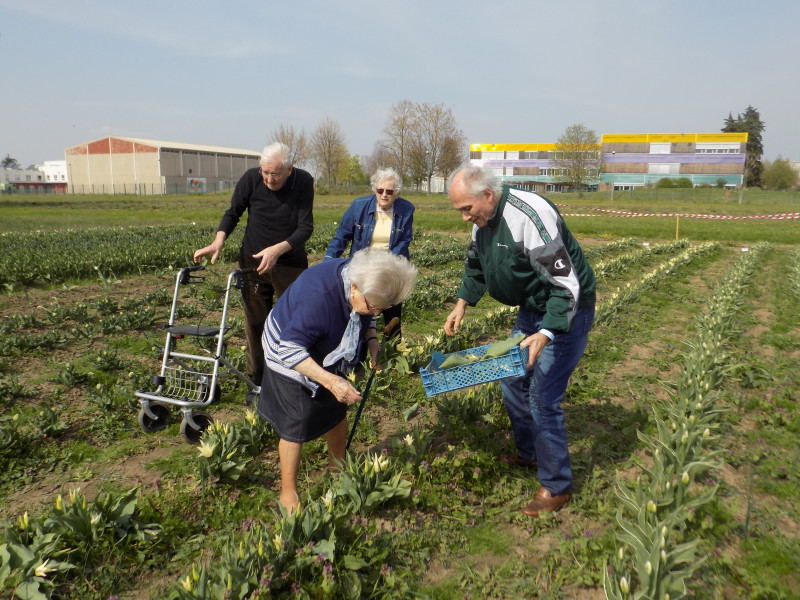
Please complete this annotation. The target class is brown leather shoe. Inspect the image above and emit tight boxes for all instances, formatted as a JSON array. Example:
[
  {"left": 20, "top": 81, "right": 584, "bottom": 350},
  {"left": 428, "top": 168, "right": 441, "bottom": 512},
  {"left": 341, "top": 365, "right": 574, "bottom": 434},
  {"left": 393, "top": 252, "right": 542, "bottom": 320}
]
[
  {"left": 500, "top": 453, "right": 538, "bottom": 469},
  {"left": 521, "top": 487, "right": 572, "bottom": 517}
]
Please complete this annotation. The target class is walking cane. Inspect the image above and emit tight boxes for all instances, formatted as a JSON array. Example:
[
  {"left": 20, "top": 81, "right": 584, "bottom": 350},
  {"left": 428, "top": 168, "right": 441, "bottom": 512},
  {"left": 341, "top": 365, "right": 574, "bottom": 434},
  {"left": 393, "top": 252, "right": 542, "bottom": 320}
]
[{"left": 345, "top": 316, "right": 399, "bottom": 450}]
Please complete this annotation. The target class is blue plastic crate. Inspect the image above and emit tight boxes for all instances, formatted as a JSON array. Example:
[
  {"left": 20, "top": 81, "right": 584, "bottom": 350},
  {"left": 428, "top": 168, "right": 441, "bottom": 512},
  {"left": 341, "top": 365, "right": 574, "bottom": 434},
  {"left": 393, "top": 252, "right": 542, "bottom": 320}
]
[{"left": 420, "top": 343, "right": 529, "bottom": 397}]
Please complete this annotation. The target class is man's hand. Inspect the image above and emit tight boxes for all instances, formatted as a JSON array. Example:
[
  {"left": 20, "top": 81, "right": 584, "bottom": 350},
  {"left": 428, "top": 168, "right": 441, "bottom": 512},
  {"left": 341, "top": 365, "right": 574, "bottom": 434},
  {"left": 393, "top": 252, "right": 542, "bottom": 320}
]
[
  {"left": 193, "top": 232, "right": 227, "bottom": 264},
  {"left": 444, "top": 299, "right": 468, "bottom": 337},
  {"left": 253, "top": 241, "right": 292, "bottom": 275},
  {"left": 520, "top": 332, "right": 550, "bottom": 369}
]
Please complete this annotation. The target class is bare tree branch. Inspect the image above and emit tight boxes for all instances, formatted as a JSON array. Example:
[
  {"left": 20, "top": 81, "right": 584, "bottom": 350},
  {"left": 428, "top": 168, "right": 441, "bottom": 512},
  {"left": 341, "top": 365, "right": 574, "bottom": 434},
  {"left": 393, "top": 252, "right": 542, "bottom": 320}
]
[
  {"left": 270, "top": 124, "right": 310, "bottom": 168},
  {"left": 310, "top": 117, "right": 348, "bottom": 186}
]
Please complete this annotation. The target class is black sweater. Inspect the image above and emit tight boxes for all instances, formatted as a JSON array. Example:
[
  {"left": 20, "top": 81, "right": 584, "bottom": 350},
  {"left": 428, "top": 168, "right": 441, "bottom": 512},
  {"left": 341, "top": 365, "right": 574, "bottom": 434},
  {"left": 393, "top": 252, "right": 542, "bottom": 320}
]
[{"left": 217, "top": 166, "right": 314, "bottom": 268}]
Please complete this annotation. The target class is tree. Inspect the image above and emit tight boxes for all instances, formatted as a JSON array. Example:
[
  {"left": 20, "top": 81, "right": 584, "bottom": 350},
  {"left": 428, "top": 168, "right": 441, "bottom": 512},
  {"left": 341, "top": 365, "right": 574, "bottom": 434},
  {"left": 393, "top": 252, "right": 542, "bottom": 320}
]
[
  {"left": 552, "top": 124, "right": 601, "bottom": 196},
  {"left": 363, "top": 142, "right": 393, "bottom": 177},
  {"left": 2, "top": 154, "right": 19, "bottom": 168},
  {"left": 722, "top": 105, "right": 765, "bottom": 188},
  {"left": 270, "top": 124, "right": 310, "bottom": 168},
  {"left": 339, "top": 154, "right": 368, "bottom": 187},
  {"left": 310, "top": 117, "right": 348, "bottom": 186},
  {"left": 437, "top": 133, "right": 468, "bottom": 190},
  {"left": 380, "top": 99, "right": 417, "bottom": 183},
  {"left": 379, "top": 100, "right": 466, "bottom": 192},
  {"left": 762, "top": 157, "right": 798, "bottom": 190}
]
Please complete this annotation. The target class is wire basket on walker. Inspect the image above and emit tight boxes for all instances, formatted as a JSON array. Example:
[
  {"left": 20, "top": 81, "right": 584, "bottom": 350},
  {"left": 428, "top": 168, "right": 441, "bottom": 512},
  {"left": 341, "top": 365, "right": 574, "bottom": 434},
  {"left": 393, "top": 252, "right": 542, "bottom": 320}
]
[{"left": 135, "top": 265, "right": 260, "bottom": 442}]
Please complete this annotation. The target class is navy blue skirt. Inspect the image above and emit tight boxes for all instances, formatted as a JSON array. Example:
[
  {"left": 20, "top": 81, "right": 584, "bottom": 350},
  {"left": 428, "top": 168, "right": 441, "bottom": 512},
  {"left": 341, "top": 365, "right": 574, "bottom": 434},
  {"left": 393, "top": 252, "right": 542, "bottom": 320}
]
[{"left": 257, "top": 367, "right": 347, "bottom": 443}]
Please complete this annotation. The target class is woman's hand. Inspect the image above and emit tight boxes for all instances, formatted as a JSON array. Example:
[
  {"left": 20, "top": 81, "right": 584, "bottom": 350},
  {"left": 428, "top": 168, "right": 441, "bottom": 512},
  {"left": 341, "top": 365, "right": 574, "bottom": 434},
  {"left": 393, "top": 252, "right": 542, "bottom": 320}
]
[
  {"left": 328, "top": 376, "right": 362, "bottom": 405},
  {"left": 293, "top": 357, "right": 362, "bottom": 405}
]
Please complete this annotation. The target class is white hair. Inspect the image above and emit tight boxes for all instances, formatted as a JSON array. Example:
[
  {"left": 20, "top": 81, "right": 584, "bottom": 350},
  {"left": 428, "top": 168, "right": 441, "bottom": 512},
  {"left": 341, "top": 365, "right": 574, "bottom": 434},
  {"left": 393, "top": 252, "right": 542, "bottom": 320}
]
[
  {"left": 261, "top": 142, "right": 291, "bottom": 167},
  {"left": 371, "top": 167, "right": 403, "bottom": 195},
  {"left": 449, "top": 165, "right": 502, "bottom": 198},
  {"left": 348, "top": 248, "right": 417, "bottom": 307}
]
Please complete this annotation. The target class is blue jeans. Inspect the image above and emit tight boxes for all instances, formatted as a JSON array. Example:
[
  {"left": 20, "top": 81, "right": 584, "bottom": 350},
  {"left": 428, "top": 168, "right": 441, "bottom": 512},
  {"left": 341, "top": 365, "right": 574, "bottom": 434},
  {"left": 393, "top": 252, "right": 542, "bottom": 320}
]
[{"left": 499, "top": 305, "right": 595, "bottom": 496}]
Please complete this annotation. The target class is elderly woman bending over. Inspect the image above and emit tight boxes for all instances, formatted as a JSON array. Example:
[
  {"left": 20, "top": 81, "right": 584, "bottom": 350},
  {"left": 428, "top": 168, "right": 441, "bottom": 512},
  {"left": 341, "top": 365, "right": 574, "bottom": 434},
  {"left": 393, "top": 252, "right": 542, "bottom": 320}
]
[
  {"left": 257, "top": 248, "right": 417, "bottom": 511},
  {"left": 324, "top": 167, "right": 414, "bottom": 338}
]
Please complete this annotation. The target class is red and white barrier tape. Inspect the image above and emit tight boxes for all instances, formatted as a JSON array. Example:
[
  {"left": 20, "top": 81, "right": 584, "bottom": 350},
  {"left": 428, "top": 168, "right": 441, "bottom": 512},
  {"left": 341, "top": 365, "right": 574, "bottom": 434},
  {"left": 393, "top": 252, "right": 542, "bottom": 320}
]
[{"left": 561, "top": 208, "right": 800, "bottom": 220}]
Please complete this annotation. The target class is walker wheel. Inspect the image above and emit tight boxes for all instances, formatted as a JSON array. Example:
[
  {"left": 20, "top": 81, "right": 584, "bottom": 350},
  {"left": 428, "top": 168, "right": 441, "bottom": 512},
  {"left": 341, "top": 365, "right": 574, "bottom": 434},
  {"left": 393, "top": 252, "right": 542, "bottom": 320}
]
[
  {"left": 245, "top": 390, "right": 258, "bottom": 407},
  {"left": 138, "top": 403, "right": 171, "bottom": 433},
  {"left": 180, "top": 411, "right": 213, "bottom": 443},
  {"left": 198, "top": 383, "right": 222, "bottom": 404}
]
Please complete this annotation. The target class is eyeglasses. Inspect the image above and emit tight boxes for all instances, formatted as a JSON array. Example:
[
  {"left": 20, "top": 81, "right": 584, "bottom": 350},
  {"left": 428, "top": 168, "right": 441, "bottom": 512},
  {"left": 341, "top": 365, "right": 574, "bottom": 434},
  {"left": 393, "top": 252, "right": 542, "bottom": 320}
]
[
  {"left": 376, "top": 188, "right": 395, "bottom": 196},
  {"left": 259, "top": 167, "right": 284, "bottom": 180},
  {"left": 363, "top": 293, "right": 390, "bottom": 314}
]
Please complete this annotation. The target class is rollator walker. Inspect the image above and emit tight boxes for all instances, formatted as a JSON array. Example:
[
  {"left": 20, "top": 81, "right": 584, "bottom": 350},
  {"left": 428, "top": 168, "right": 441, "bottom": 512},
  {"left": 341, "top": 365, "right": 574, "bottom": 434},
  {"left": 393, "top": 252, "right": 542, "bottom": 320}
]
[{"left": 135, "top": 265, "right": 260, "bottom": 442}]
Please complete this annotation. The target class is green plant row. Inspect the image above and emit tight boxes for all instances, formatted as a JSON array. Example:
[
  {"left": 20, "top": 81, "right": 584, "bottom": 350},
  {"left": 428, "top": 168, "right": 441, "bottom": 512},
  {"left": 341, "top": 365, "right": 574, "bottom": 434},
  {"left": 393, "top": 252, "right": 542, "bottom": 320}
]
[
  {"left": 407, "top": 233, "right": 469, "bottom": 268},
  {"left": 0, "top": 287, "right": 176, "bottom": 357},
  {"left": 175, "top": 449, "right": 416, "bottom": 600},
  {"left": 595, "top": 242, "right": 721, "bottom": 326},
  {"left": 0, "top": 487, "right": 161, "bottom": 599},
  {"left": 402, "top": 266, "right": 463, "bottom": 316},
  {"left": 790, "top": 246, "right": 800, "bottom": 301},
  {"left": 603, "top": 242, "right": 771, "bottom": 600},
  {"left": 582, "top": 237, "right": 640, "bottom": 260},
  {"left": 0, "top": 224, "right": 342, "bottom": 290},
  {"left": 592, "top": 241, "right": 689, "bottom": 281}
]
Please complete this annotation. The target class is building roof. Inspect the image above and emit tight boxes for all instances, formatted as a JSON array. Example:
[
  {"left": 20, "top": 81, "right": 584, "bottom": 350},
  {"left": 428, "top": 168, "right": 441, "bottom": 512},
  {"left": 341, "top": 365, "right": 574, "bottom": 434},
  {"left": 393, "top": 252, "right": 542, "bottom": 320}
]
[{"left": 65, "top": 136, "right": 260, "bottom": 156}]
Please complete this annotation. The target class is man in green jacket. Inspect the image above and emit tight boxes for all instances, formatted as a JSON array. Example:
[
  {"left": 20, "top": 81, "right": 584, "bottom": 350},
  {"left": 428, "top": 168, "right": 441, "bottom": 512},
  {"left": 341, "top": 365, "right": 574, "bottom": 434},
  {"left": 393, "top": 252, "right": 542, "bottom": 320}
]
[{"left": 444, "top": 166, "right": 596, "bottom": 517}]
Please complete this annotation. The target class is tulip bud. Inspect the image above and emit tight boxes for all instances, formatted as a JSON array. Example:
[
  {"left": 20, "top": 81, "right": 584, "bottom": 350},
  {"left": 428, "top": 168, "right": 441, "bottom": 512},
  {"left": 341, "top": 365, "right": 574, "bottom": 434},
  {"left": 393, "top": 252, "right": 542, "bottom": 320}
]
[
  {"left": 620, "top": 576, "right": 630, "bottom": 594},
  {"left": 645, "top": 561, "right": 652, "bottom": 575}
]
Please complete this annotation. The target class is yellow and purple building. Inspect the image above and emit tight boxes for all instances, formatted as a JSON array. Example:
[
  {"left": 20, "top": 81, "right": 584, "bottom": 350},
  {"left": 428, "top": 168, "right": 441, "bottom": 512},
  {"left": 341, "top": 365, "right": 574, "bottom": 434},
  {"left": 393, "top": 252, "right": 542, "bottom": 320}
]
[{"left": 469, "top": 132, "right": 748, "bottom": 192}]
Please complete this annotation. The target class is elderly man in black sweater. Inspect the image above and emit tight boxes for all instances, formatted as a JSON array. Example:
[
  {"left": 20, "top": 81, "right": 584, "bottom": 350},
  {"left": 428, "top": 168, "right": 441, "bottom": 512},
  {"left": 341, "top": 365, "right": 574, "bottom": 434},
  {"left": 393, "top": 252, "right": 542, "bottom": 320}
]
[{"left": 194, "top": 141, "right": 314, "bottom": 385}]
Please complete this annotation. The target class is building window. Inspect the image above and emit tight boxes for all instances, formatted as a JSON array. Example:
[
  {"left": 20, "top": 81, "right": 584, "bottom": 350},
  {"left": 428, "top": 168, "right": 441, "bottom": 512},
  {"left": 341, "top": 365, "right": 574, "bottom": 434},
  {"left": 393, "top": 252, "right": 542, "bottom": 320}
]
[{"left": 696, "top": 143, "right": 741, "bottom": 154}]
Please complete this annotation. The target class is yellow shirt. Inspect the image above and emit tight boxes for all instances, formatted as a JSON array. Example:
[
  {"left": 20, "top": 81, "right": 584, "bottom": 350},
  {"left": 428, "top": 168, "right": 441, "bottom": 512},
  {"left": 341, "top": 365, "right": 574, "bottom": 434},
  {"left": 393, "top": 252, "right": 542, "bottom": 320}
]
[{"left": 371, "top": 210, "right": 393, "bottom": 251}]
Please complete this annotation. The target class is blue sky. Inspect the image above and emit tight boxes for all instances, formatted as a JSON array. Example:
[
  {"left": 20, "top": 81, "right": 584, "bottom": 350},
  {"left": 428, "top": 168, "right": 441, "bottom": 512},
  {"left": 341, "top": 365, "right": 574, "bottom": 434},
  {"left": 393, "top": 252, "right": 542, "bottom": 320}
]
[{"left": 1, "top": 0, "right": 798, "bottom": 168}]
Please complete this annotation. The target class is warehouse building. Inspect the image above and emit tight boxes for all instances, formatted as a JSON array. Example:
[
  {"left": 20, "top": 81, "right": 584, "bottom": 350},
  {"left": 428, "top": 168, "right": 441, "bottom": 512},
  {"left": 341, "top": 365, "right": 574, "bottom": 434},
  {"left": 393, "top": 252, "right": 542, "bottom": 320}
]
[
  {"left": 469, "top": 132, "right": 748, "bottom": 191},
  {"left": 64, "top": 136, "right": 261, "bottom": 195}
]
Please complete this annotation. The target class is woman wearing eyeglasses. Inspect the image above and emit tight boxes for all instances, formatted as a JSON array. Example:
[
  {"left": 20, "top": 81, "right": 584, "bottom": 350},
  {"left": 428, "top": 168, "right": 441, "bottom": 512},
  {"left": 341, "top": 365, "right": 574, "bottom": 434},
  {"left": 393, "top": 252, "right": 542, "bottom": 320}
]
[
  {"left": 324, "top": 167, "right": 415, "bottom": 338},
  {"left": 258, "top": 248, "right": 417, "bottom": 511}
]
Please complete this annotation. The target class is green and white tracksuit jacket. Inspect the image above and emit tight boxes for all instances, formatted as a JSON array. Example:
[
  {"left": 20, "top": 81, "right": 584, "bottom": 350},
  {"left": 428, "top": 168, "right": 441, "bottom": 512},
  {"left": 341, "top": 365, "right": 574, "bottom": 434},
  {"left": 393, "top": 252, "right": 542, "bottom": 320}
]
[{"left": 458, "top": 186, "right": 596, "bottom": 335}]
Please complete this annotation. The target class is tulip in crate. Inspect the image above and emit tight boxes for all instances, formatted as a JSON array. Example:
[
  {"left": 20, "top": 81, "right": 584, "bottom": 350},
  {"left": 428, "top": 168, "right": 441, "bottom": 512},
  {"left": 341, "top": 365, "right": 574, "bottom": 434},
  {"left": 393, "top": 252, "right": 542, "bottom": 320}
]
[{"left": 420, "top": 334, "right": 528, "bottom": 397}]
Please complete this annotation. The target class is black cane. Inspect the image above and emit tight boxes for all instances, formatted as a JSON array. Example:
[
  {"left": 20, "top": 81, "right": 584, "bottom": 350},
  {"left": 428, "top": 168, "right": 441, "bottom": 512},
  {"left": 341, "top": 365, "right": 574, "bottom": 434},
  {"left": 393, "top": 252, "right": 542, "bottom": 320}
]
[{"left": 345, "top": 316, "right": 400, "bottom": 450}]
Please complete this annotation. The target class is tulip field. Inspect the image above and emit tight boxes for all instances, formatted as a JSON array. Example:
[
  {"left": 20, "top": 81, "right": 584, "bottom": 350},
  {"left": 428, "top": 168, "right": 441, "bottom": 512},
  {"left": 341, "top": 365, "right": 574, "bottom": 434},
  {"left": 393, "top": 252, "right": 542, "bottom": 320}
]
[{"left": 1, "top": 191, "right": 799, "bottom": 599}]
